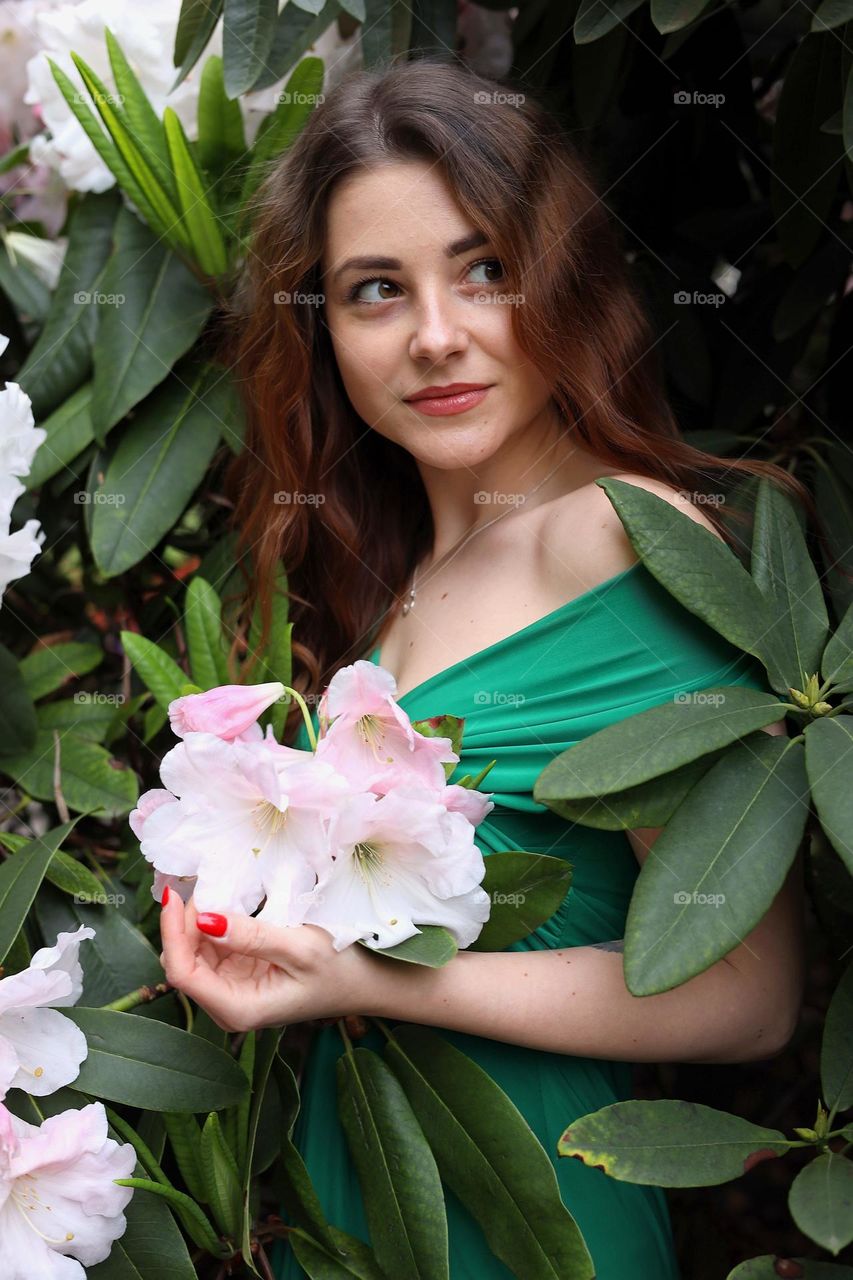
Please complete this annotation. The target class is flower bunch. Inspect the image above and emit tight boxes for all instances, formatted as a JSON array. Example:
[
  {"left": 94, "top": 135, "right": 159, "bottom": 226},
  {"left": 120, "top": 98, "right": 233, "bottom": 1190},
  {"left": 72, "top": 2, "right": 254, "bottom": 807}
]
[
  {"left": 131, "top": 660, "right": 495, "bottom": 952},
  {"left": 0, "top": 925, "right": 137, "bottom": 1278}
]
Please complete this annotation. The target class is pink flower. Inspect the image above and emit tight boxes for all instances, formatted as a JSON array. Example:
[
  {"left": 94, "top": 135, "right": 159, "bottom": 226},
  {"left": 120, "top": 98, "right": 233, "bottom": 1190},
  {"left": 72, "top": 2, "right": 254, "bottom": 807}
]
[
  {"left": 168, "top": 681, "right": 286, "bottom": 741},
  {"left": 0, "top": 1098, "right": 136, "bottom": 1278},
  {"left": 316, "top": 660, "right": 458, "bottom": 792}
]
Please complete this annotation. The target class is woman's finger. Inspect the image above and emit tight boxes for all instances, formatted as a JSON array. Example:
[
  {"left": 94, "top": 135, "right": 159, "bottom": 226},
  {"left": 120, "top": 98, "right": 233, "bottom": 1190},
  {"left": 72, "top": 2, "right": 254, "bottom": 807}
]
[{"left": 160, "top": 892, "right": 228, "bottom": 1008}]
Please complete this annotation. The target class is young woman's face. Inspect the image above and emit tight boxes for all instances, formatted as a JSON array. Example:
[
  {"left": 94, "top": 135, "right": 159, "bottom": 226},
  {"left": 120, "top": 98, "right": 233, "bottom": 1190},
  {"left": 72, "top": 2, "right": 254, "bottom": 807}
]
[{"left": 320, "top": 161, "right": 558, "bottom": 472}]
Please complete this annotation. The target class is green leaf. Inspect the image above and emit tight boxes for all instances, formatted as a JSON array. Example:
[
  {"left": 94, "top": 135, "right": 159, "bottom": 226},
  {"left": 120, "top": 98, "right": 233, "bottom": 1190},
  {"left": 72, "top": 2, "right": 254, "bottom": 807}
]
[
  {"left": 541, "top": 750, "right": 723, "bottom": 830},
  {"left": 247, "top": 562, "right": 292, "bottom": 738},
  {"left": 240, "top": 57, "right": 324, "bottom": 207},
  {"left": 25, "top": 382, "right": 97, "bottom": 488},
  {"left": 89, "top": 1156, "right": 202, "bottom": 1278},
  {"left": 368, "top": 926, "right": 458, "bottom": 967},
  {"left": 574, "top": 0, "right": 646, "bottom": 42},
  {"left": 727, "top": 1258, "right": 853, "bottom": 1278},
  {"left": 812, "top": 0, "right": 853, "bottom": 34},
  {"left": 103, "top": 27, "right": 176, "bottom": 200},
  {"left": 34, "top": 888, "right": 163, "bottom": 1005},
  {"left": 624, "top": 735, "right": 809, "bottom": 994},
  {"left": 469, "top": 850, "right": 573, "bottom": 950},
  {"left": 0, "top": 728, "right": 138, "bottom": 818},
  {"left": 0, "top": 639, "right": 36, "bottom": 755},
  {"left": 558, "top": 1099, "right": 790, "bottom": 1185},
  {"left": 822, "top": 601, "right": 853, "bottom": 689},
  {"left": 789, "top": 1152, "right": 853, "bottom": 1254},
  {"left": 650, "top": 0, "right": 712, "bottom": 34},
  {"left": 336, "top": 1046, "right": 449, "bottom": 1280},
  {"left": 91, "top": 364, "right": 223, "bottom": 576},
  {"left": 184, "top": 576, "right": 231, "bottom": 688},
  {"left": 63, "top": 1008, "right": 250, "bottom": 1110},
  {"left": 534, "top": 686, "right": 784, "bottom": 805},
  {"left": 162, "top": 106, "right": 229, "bottom": 275},
  {"left": 0, "top": 832, "right": 108, "bottom": 903},
  {"left": 111, "top": 1176, "right": 226, "bottom": 1258},
  {"left": 91, "top": 208, "right": 212, "bottom": 442},
  {"left": 771, "top": 33, "right": 844, "bottom": 268},
  {"left": 120, "top": 630, "right": 187, "bottom": 714},
  {"left": 289, "top": 1226, "right": 388, "bottom": 1279},
  {"left": 222, "top": 0, "right": 279, "bottom": 97},
  {"left": 172, "top": 0, "right": 225, "bottom": 88},
  {"left": 250, "top": 1, "right": 342, "bottom": 92},
  {"left": 821, "top": 957, "right": 853, "bottom": 1114},
  {"left": 16, "top": 193, "right": 119, "bottom": 421},
  {"left": 36, "top": 693, "right": 121, "bottom": 743},
  {"left": 19, "top": 641, "right": 103, "bottom": 700},
  {"left": 751, "top": 477, "right": 829, "bottom": 687},
  {"left": 0, "top": 820, "right": 80, "bottom": 964},
  {"left": 197, "top": 54, "right": 246, "bottom": 177},
  {"left": 163, "top": 1111, "right": 208, "bottom": 1205},
  {"left": 384, "top": 1026, "right": 594, "bottom": 1280},
  {"left": 200, "top": 1110, "right": 243, "bottom": 1239},
  {"left": 805, "top": 717, "right": 853, "bottom": 877},
  {"left": 595, "top": 477, "right": 790, "bottom": 690}
]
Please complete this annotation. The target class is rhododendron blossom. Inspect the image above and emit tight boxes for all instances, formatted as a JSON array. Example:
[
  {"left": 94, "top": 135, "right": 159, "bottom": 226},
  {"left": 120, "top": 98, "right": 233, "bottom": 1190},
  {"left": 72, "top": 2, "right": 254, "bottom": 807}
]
[
  {"left": 133, "top": 660, "right": 495, "bottom": 949},
  {"left": 0, "top": 925, "right": 94, "bottom": 1096},
  {"left": 0, "top": 1098, "right": 136, "bottom": 1278}
]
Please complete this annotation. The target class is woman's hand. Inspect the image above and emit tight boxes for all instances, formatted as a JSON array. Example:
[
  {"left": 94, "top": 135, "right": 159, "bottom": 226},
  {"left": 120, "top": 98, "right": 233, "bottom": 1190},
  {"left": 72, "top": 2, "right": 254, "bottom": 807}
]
[{"left": 158, "top": 890, "right": 379, "bottom": 1032}]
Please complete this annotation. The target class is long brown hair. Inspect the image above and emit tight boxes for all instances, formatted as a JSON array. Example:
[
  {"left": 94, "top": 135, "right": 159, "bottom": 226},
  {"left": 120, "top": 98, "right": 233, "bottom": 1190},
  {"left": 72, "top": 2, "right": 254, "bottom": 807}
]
[{"left": 217, "top": 55, "right": 818, "bottom": 744}]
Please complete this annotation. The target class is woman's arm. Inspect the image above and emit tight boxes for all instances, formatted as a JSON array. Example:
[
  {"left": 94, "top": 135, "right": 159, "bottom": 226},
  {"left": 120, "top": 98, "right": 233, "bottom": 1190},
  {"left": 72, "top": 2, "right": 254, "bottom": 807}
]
[{"left": 358, "top": 716, "right": 806, "bottom": 1065}]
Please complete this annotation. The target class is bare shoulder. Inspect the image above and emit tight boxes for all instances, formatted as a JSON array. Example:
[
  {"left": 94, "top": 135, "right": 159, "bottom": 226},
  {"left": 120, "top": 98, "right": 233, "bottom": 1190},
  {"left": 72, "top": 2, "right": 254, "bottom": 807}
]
[{"left": 538, "top": 470, "right": 727, "bottom": 593}]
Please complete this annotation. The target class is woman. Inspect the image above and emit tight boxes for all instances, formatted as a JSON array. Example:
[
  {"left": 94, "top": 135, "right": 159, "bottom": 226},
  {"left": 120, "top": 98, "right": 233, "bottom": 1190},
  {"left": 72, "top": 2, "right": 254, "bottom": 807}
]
[{"left": 159, "top": 57, "right": 808, "bottom": 1278}]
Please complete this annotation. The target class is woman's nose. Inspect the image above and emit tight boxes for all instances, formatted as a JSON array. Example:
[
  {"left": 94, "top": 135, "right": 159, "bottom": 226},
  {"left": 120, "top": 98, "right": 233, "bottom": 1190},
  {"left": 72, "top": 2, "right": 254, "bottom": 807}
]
[{"left": 408, "top": 289, "right": 470, "bottom": 363}]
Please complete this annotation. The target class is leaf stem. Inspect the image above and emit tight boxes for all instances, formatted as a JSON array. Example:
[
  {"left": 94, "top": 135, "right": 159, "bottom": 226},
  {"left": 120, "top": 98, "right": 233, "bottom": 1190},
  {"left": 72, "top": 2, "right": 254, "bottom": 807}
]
[
  {"left": 281, "top": 685, "right": 317, "bottom": 751},
  {"left": 99, "top": 981, "right": 173, "bottom": 1011}
]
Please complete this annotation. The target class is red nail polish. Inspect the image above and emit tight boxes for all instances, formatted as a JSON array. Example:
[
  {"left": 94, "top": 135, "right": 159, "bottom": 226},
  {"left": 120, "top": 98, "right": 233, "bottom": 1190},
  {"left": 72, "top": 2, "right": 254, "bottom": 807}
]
[
  {"left": 162, "top": 885, "right": 170, "bottom": 906},
  {"left": 196, "top": 912, "right": 228, "bottom": 937}
]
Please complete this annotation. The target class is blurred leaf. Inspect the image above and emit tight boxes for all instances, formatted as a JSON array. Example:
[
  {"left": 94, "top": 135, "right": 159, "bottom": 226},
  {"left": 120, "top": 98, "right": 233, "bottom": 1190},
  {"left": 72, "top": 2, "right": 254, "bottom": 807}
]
[
  {"left": 19, "top": 640, "right": 103, "bottom": 700},
  {"left": 34, "top": 887, "right": 163, "bottom": 1004},
  {"left": 0, "top": 819, "right": 80, "bottom": 965},
  {"left": 185, "top": 576, "right": 231, "bottom": 688},
  {"left": 223, "top": 0, "right": 279, "bottom": 98},
  {"left": 805, "top": 717, "right": 853, "bottom": 877},
  {"left": 470, "top": 850, "right": 573, "bottom": 950},
  {"left": 0, "top": 728, "right": 138, "bottom": 818},
  {"left": 91, "top": 364, "right": 224, "bottom": 576},
  {"left": 650, "top": 0, "right": 713, "bottom": 34},
  {"left": 16, "top": 193, "right": 119, "bottom": 419},
  {"left": 25, "top": 382, "right": 96, "bottom": 488},
  {"left": 0, "top": 639, "right": 36, "bottom": 755},
  {"left": 821, "top": 957, "right": 853, "bottom": 1114},
  {"left": 121, "top": 630, "right": 187, "bottom": 715},
  {"left": 163, "top": 107, "right": 229, "bottom": 276},
  {"left": 91, "top": 207, "right": 212, "bottom": 443}
]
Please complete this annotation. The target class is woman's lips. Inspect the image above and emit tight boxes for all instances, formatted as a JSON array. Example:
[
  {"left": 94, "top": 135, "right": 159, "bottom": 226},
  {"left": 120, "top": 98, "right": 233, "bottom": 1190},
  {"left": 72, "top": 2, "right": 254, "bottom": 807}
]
[{"left": 404, "top": 386, "right": 491, "bottom": 416}]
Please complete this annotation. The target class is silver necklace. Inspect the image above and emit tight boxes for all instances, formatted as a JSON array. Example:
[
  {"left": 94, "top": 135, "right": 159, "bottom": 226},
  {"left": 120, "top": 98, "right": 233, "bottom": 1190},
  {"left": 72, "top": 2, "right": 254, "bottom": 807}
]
[{"left": 400, "top": 466, "right": 566, "bottom": 616}]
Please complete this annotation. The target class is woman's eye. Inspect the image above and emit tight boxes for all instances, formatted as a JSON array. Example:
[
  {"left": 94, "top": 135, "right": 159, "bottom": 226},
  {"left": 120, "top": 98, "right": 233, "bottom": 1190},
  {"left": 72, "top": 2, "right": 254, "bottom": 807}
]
[
  {"left": 467, "top": 258, "right": 505, "bottom": 286},
  {"left": 346, "top": 277, "right": 400, "bottom": 304}
]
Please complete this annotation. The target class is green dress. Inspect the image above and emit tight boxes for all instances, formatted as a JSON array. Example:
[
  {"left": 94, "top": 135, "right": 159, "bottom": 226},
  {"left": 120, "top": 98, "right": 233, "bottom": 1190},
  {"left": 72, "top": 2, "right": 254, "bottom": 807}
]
[{"left": 273, "top": 561, "right": 778, "bottom": 1280}]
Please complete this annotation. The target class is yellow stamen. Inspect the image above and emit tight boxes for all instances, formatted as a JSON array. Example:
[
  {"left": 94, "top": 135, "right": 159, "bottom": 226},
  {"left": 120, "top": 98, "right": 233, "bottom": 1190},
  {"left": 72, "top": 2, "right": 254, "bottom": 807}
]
[{"left": 10, "top": 1187, "right": 74, "bottom": 1244}]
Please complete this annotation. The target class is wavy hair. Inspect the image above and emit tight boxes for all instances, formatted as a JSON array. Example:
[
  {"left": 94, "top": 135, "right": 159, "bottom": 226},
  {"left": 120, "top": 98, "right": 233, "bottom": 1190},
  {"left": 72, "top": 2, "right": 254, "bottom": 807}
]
[{"left": 217, "top": 55, "right": 818, "bottom": 744}]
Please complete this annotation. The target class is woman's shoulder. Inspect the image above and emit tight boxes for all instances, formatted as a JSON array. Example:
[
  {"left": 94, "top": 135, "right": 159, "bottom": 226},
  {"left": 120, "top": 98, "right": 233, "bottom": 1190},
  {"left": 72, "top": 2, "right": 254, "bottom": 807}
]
[{"left": 536, "top": 470, "right": 726, "bottom": 597}]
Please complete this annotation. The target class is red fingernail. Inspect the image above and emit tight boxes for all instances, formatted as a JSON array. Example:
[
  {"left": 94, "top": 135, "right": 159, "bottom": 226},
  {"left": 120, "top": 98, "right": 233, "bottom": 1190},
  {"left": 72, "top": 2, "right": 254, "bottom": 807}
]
[
  {"left": 196, "top": 912, "right": 227, "bottom": 937},
  {"left": 162, "top": 885, "right": 170, "bottom": 907}
]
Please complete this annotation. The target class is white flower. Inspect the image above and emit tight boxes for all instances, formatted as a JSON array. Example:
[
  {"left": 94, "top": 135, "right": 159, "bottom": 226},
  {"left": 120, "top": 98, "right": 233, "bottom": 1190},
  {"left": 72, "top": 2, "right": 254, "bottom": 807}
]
[
  {"left": 0, "top": 342, "right": 47, "bottom": 605},
  {"left": 0, "top": 925, "right": 94, "bottom": 1096},
  {"left": 0, "top": 1097, "right": 136, "bottom": 1279},
  {"left": 295, "top": 784, "right": 491, "bottom": 951},
  {"left": 4, "top": 230, "right": 67, "bottom": 289}
]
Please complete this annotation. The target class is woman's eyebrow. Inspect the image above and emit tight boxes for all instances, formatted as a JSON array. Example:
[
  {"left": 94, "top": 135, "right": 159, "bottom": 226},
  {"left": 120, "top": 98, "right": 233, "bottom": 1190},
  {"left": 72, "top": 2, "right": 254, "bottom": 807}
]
[{"left": 329, "top": 230, "right": 489, "bottom": 283}]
